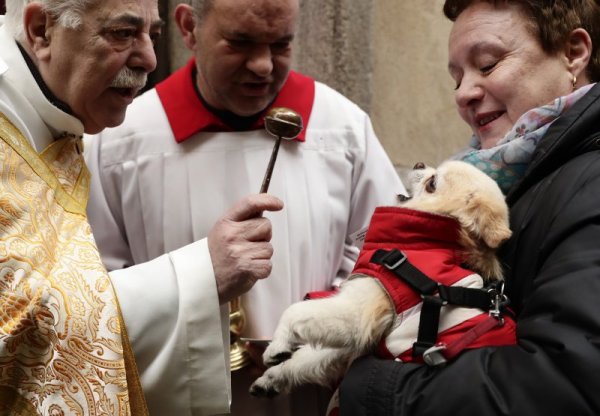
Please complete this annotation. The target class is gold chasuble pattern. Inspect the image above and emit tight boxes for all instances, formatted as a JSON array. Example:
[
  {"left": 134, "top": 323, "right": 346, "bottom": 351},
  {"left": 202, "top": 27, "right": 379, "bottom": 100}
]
[{"left": 0, "top": 112, "right": 147, "bottom": 416}]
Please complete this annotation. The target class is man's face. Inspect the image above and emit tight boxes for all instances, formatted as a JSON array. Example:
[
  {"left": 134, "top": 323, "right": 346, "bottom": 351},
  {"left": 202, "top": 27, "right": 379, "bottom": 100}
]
[
  {"left": 193, "top": 0, "right": 299, "bottom": 116},
  {"left": 39, "top": 0, "right": 162, "bottom": 133}
]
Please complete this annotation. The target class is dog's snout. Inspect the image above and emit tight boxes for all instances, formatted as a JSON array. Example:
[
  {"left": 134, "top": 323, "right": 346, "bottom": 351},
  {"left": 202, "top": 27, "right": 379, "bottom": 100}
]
[{"left": 413, "top": 162, "right": 426, "bottom": 170}]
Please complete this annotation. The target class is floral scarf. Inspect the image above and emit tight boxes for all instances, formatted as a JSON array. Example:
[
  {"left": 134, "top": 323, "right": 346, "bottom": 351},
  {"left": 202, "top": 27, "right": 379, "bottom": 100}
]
[{"left": 454, "top": 83, "right": 595, "bottom": 194}]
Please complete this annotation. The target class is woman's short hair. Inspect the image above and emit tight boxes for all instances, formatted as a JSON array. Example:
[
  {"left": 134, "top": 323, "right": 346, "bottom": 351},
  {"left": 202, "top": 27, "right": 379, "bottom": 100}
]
[
  {"left": 5, "top": 0, "right": 96, "bottom": 41},
  {"left": 443, "top": 0, "right": 600, "bottom": 82}
]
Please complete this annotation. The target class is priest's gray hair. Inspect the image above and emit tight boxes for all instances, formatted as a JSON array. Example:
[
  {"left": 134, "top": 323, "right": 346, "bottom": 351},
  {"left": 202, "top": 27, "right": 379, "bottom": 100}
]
[{"left": 5, "top": 0, "right": 97, "bottom": 41}]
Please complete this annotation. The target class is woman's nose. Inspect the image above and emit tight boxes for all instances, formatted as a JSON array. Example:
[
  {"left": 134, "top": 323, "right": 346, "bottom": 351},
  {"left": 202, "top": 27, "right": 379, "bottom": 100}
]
[{"left": 455, "top": 75, "right": 484, "bottom": 109}]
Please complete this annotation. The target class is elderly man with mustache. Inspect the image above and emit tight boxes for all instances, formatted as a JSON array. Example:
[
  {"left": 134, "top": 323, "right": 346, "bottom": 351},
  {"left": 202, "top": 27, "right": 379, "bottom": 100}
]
[{"left": 0, "top": 0, "right": 283, "bottom": 415}]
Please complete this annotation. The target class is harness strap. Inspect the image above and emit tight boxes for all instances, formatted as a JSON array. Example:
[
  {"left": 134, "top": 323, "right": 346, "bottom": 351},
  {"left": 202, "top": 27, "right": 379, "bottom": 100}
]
[
  {"left": 437, "top": 285, "right": 491, "bottom": 310},
  {"left": 370, "top": 248, "right": 503, "bottom": 362},
  {"left": 370, "top": 249, "right": 493, "bottom": 309},
  {"left": 370, "top": 249, "right": 438, "bottom": 295},
  {"left": 423, "top": 315, "right": 501, "bottom": 366},
  {"left": 412, "top": 295, "right": 444, "bottom": 357}
]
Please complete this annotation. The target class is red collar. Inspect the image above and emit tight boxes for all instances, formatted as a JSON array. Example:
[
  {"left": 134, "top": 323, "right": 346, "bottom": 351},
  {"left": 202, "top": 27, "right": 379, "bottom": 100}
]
[{"left": 155, "top": 58, "right": 315, "bottom": 143}]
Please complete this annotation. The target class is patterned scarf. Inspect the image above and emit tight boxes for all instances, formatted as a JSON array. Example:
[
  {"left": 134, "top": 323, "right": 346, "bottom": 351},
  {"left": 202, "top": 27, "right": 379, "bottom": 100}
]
[{"left": 454, "top": 83, "right": 595, "bottom": 194}]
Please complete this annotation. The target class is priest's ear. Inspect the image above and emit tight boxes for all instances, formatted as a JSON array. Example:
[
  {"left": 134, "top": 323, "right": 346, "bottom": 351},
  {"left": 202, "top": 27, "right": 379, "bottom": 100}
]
[
  {"left": 174, "top": 4, "right": 199, "bottom": 51},
  {"left": 23, "top": 2, "right": 55, "bottom": 62}
]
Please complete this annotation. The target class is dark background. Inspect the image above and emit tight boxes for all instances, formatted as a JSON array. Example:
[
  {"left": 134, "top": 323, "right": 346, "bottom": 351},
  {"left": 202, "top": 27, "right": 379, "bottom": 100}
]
[
  {"left": 1, "top": 1, "right": 5, "bottom": 15},
  {"left": 146, "top": 0, "right": 171, "bottom": 92}
]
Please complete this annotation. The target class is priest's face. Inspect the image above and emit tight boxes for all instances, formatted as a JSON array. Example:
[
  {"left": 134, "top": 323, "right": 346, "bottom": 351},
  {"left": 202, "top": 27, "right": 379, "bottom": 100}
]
[
  {"left": 191, "top": 0, "right": 299, "bottom": 116},
  {"left": 34, "top": 0, "right": 163, "bottom": 134}
]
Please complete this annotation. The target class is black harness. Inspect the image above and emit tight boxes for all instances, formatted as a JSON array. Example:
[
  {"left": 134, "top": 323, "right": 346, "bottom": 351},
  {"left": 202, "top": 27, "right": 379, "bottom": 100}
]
[{"left": 370, "top": 248, "right": 509, "bottom": 364}]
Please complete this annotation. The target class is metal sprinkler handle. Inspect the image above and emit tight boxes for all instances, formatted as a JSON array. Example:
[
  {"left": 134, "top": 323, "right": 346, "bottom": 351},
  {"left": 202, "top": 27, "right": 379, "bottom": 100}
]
[{"left": 259, "top": 107, "right": 303, "bottom": 193}]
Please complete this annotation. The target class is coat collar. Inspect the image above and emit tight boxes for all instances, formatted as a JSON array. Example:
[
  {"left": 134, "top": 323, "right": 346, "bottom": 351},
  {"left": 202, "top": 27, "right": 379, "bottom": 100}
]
[
  {"left": 361, "top": 206, "right": 463, "bottom": 250},
  {"left": 155, "top": 58, "right": 315, "bottom": 143},
  {"left": 507, "top": 82, "right": 600, "bottom": 204}
]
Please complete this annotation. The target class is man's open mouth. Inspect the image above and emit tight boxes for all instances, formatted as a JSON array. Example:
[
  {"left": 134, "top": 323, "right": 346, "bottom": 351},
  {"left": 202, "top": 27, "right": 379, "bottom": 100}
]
[{"left": 112, "top": 87, "right": 136, "bottom": 97}]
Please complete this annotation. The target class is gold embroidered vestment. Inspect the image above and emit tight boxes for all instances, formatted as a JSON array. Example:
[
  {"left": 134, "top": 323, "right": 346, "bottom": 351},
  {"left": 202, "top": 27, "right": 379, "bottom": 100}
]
[{"left": 0, "top": 112, "right": 146, "bottom": 415}]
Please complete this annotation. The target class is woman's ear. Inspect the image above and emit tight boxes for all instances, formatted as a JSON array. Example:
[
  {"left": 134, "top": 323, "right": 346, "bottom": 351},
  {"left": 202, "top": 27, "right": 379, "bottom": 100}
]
[
  {"left": 23, "top": 2, "right": 55, "bottom": 62},
  {"left": 565, "top": 28, "right": 592, "bottom": 86},
  {"left": 174, "top": 4, "right": 198, "bottom": 51}
]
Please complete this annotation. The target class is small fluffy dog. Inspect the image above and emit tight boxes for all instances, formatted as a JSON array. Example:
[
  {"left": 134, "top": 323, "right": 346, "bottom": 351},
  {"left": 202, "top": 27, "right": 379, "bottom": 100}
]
[{"left": 250, "top": 160, "right": 516, "bottom": 398}]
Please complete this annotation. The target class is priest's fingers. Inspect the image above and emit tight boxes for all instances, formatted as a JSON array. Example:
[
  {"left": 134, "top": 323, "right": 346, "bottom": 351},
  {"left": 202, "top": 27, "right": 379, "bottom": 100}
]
[
  {"left": 209, "top": 232, "right": 275, "bottom": 303},
  {"left": 240, "top": 216, "right": 273, "bottom": 242},
  {"left": 209, "top": 194, "right": 283, "bottom": 303},
  {"left": 225, "top": 194, "right": 283, "bottom": 221},
  {"left": 214, "top": 255, "right": 274, "bottom": 304},
  {"left": 209, "top": 215, "right": 273, "bottom": 249}
]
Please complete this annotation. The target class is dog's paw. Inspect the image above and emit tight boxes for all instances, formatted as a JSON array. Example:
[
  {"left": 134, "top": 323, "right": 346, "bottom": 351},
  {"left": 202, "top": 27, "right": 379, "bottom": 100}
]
[
  {"left": 249, "top": 377, "right": 280, "bottom": 398},
  {"left": 249, "top": 368, "right": 286, "bottom": 398},
  {"left": 263, "top": 350, "right": 292, "bottom": 367},
  {"left": 262, "top": 342, "right": 294, "bottom": 367}
]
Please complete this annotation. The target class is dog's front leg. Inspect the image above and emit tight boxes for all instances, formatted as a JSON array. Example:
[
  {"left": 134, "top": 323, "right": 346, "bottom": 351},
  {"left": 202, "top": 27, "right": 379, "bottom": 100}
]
[
  {"left": 263, "top": 277, "right": 394, "bottom": 367},
  {"left": 250, "top": 345, "right": 354, "bottom": 398}
]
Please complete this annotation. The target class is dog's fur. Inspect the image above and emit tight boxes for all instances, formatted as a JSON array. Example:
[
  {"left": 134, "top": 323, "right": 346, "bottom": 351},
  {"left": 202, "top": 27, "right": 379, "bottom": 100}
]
[{"left": 249, "top": 160, "right": 512, "bottom": 397}]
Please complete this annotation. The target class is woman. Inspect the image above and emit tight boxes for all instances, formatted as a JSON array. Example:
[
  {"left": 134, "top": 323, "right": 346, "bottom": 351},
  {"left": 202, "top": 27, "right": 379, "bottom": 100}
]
[{"left": 339, "top": 1, "right": 600, "bottom": 415}]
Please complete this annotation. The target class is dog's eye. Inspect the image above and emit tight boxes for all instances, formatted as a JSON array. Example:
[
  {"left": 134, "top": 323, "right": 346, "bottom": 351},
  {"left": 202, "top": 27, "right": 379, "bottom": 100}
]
[{"left": 425, "top": 175, "right": 437, "bottom": 193}]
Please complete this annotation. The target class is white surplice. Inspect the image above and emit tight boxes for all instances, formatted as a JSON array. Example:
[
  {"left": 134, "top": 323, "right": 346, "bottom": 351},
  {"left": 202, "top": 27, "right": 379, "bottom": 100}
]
[{"left": 85, "top": 61, "right": 404, "bottom": 415}]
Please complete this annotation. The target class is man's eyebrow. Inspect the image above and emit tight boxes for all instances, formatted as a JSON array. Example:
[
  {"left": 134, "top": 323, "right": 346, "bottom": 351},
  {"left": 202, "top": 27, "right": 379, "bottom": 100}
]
[
  {"left": 106, "top": 13, "right": 165, "bottom": 29},
  {"left": 227, "top": 31, "right": 295, "bottom": 42}
]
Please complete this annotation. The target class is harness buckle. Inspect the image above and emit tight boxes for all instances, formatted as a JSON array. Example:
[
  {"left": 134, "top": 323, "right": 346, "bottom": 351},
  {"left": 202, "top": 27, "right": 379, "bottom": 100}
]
[
  {"left": 423, "top": 343, "right": 448, "bottom": 366},
  {"left": 381, "top": 249, "right": 407, "bottom": 270},
  {"left": 488, "top": 282, "right": 507, "bottom": 324}
]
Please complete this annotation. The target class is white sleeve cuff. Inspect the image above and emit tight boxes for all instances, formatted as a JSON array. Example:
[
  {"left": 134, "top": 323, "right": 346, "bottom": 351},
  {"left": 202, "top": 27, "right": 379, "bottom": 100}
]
[{"left": 109, "top": 238, "right": 231, "bottom": 415}]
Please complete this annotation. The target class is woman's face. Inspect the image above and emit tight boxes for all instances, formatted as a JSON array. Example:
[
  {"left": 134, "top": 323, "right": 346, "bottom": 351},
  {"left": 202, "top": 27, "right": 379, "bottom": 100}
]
[{"left": 448, "top": 2, "right": 574, "bottom": 149}]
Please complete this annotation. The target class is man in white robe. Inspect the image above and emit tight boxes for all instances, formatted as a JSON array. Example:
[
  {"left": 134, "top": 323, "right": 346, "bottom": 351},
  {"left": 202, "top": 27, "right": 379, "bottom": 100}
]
[
  {"left": 85, "top": 0, "right": 405, "bottom": 414},
  {"left": 0, "top": 1, "right": 283, "bottom": 414}
]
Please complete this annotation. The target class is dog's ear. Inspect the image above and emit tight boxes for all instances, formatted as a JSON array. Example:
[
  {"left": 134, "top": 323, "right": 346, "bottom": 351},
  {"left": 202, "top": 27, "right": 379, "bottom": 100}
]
[{"left": 459, "top": 193, "right": 512, "bottom": 249}]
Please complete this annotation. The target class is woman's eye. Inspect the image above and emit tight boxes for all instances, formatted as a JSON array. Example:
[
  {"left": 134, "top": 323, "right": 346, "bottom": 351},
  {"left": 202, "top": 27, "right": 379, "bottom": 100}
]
[
  {"left": 425, "top": 175, "right": 437, "bottom": 193},
  {"left": 480, "top": 62, "right": 496, "bottom": 73}
]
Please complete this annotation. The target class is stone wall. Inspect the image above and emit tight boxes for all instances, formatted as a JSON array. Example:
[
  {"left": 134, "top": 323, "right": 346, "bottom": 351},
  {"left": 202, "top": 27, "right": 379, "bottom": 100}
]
[{"left": 372, "top": 0, "right": 471, "bottom": 169}]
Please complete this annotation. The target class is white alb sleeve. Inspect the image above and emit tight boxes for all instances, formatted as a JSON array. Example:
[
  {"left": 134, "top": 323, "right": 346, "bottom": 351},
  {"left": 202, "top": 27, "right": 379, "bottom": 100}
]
[{"left": 109, "top": 239, "right": 231, "bottom": 415}]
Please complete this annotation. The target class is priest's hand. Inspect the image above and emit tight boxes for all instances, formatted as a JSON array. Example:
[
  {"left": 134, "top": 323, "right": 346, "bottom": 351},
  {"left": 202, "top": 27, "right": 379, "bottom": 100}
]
[{"left": 208, "top": 194, "right": 284, "bottom": 304}]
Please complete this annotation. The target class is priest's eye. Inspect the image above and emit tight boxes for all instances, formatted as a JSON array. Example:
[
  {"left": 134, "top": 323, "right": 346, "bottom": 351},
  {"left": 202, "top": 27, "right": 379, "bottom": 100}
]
[{"left": 425, "top": 175, "right": 437, "bottom": 193}]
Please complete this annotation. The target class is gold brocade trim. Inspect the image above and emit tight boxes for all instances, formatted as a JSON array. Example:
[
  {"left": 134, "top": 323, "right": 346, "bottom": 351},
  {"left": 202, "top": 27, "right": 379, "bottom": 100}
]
[
  {"left": 40, "top": 136, "right": 91, "bottom": 208},
  {"left": 0, "top": 112, "right": 88, "bottom": 216},
  {"left": 116, "top": 298, "right": 149, "bottom": 416}
]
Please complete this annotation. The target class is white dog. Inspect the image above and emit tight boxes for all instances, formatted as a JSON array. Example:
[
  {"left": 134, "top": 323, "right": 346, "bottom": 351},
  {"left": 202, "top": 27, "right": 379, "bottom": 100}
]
[{"left": 250, "top": 160, "right": 516, "bottom": 399}]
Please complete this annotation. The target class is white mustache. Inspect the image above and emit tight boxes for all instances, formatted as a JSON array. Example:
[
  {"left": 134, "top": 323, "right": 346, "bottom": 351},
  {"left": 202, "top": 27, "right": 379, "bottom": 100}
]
[{"left": 110, "top": 67, "right": 148, "bottom": 90}]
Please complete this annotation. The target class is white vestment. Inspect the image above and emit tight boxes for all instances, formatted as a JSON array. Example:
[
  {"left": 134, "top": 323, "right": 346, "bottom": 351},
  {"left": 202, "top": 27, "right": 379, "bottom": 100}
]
[
  {"left": 0, "top": 19, "right": 230, "bottom": 416},
  {"left": 85, "top": 59, "right": 404, "bottom": 415}
]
